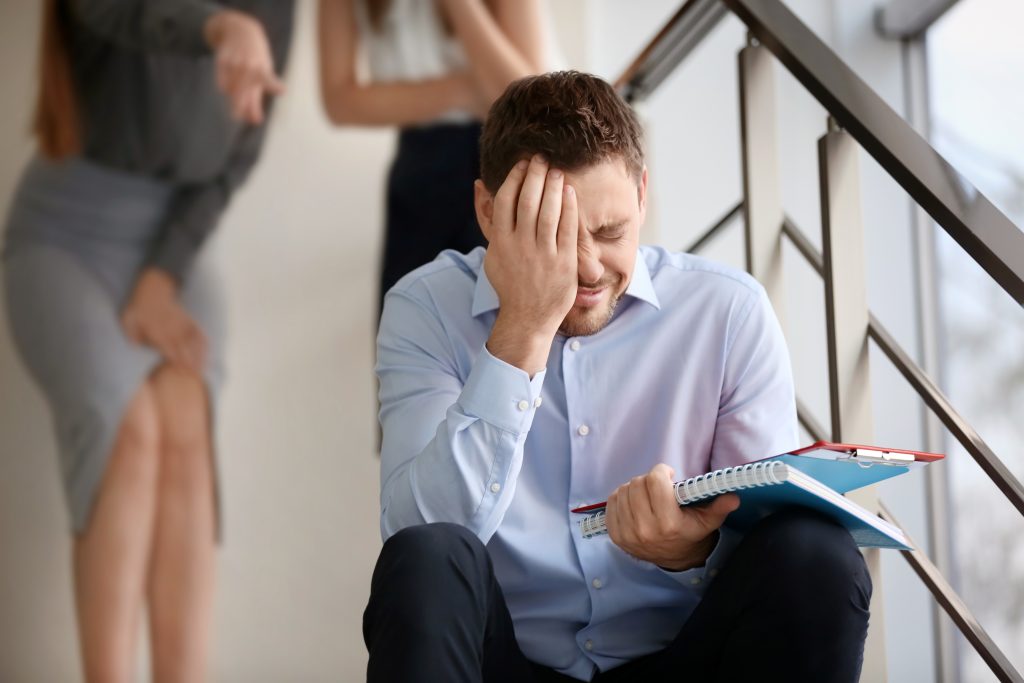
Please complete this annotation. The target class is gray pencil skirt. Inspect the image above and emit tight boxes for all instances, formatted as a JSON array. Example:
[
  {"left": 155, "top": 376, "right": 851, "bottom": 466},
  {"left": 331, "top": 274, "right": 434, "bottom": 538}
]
[{"left": 2, "top": 157, "right": 225, "bottom": 535}]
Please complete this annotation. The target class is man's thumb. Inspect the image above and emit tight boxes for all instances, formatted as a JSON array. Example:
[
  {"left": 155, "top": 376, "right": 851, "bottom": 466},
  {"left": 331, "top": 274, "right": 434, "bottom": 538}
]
[{"left": 707, "top": 493, "right": 740, "bottom": 521}]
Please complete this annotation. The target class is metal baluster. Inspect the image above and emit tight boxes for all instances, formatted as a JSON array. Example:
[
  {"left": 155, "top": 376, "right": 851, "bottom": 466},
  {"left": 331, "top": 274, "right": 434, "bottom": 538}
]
[
  {"left": 819, "top": 117, "right": 887, "bottom": 682},
  {"left": 739, "top": 35, "right": 786, "bottom": 320}
]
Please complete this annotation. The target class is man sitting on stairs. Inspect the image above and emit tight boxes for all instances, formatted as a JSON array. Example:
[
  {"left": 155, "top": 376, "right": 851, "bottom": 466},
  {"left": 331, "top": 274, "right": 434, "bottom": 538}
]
[{"left": 363, "top": 70, "right": 871, "bottom": 683}]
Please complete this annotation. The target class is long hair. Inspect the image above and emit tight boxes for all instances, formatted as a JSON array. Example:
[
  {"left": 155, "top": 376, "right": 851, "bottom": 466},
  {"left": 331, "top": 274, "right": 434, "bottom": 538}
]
[{"left": 33, "top": 0, "right": 80, "bottom": 159}]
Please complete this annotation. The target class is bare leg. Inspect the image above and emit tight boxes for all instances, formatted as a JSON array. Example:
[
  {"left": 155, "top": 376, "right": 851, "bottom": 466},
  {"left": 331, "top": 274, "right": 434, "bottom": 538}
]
[
  {"left": 74, "top": 384, "right": 161, "bottom": 683},
  {"left": 146, "top": 365, "right": 217, "bottom": 683}
]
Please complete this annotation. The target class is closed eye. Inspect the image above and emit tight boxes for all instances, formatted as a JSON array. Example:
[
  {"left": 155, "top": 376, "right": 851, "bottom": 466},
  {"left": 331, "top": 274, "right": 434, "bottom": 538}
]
[{"left": 592, "top": 221, "right": 629, "bottom": 240}]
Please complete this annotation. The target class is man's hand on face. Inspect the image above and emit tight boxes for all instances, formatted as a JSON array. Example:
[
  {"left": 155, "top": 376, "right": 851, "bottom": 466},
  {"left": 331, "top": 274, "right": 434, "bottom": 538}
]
[
  {"left": 605, "top": 464, "right": 740, "bottom": 572},
  {"left": 483, "top": 155, "right": 580, "bottom": 375}
]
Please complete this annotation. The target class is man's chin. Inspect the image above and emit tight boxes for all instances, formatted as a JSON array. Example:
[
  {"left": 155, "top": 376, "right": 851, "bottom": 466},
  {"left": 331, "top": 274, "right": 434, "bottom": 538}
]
[{"left": 559, "top": 298, "right": 619, "bottom": 337}]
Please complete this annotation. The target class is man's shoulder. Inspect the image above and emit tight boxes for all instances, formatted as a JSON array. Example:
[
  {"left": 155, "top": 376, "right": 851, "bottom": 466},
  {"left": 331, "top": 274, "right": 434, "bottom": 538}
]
[
  {"left": 386, "top": 247, "right": 485, "bottom": 311},
  {"left": 640, "top": 245, "right": 765, "bottom": 300}
]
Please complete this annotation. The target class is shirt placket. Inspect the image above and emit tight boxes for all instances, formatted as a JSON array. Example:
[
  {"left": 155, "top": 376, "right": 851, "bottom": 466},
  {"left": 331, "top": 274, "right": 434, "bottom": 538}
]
[{"left": 562, "top": 334, "right": 605, "bottom": 664}]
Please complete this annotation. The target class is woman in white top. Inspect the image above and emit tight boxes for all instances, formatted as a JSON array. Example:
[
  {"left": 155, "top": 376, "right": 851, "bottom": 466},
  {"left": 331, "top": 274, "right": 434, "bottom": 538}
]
[{"left": 318, "top": 0, "right": 546, "bottom": 314}]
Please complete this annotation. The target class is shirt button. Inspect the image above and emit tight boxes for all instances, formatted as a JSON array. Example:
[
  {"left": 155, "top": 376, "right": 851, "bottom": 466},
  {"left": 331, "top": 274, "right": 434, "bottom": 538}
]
[
  {"left": 517, "top": 399, "right": 529, "bottom": 411},
  {"left": 534, "top": 396, "right": 543, "bottom": 408},
  {"left": 690, "top": 576, "right": 702, "bottom": 585},
  {"left": 577, "top": 425, "right": 590, "bottom": 436},
  {"left": 570, "top": 340, "right": 581, "bottom": 351},
  {"left": 490, "top": 482, "right": 501, "bottom": 493},
  {"left": 584, "top": 640, "right": 594, "bottom": 651},
  {"left": 591, "top": 578, "right": 603, "bottom": 589},
  {"left": 709, "top": 568, "right": 719, "bottom": 578}
]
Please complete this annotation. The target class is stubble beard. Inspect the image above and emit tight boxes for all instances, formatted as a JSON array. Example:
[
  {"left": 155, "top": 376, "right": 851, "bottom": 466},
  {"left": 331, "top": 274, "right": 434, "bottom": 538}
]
[{"left": 558, "top": 285, "right": 623, "bottom": 337}]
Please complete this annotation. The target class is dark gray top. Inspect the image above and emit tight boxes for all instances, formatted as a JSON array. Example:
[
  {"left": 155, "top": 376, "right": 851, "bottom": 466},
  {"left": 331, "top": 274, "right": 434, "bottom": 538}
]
[{"left": 63, "top": 0, "right": 295, "bottom": 282}]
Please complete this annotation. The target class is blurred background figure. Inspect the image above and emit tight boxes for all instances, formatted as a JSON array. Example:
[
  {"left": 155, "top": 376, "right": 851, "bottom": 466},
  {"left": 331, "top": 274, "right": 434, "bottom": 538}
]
[
  {"left": 1, "top": 2, "right": 293, "bottom": 681},
  {"left": 317, "top": 0, "right": 548, "bottom": 315}
]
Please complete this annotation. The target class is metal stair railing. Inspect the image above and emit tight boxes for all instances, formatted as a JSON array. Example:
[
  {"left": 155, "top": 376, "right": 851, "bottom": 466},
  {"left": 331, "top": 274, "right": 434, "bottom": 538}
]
[{"left": 613, "top": 1, "right": 1024, "bottom": 682}]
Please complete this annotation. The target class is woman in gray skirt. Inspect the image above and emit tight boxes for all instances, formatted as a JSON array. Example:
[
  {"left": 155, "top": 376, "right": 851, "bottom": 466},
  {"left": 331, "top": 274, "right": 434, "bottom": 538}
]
[{"left": 2, "top": 2, "right": 292, "bottom": 680}]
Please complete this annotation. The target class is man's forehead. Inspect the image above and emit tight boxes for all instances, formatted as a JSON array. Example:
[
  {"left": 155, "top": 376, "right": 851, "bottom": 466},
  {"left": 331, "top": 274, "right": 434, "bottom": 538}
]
[
  {"left": 562, "top": 157, "right": 634, "bottom": 185},
  {"left": 565, "top": 161, "right": 641, "bottom": 228}
]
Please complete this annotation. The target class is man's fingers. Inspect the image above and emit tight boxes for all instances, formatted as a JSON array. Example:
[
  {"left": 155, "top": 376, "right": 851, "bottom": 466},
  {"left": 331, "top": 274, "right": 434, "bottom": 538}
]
[
  {"left": 708, "top": 493, "right": 740, "bottom": 517},
  {"left": 605, "top": 498, "right": 620, "bottom": 543},
  {"left": 628, "top": 476, "right": 657, "bottom": 522},
  {"left": 618, "top": 485, "right": 641, "bottom": 545},
  {"left": 556, "top": 184, "right": 578, "bottom": 254},
  {"left": 536, "top": 169, "right": 564, "bottom": 249},
  {"left": 691, "top": 493, "right": 740, "bottom": 533},
  {"left": 646, "top": 465, "right": 679, "bottom": 517},
  {"left": 515, "top": 155, "right": 548, "bottom": 239},
  {"left": 492, "top": 159, "right": 529, "bottom": 235}
]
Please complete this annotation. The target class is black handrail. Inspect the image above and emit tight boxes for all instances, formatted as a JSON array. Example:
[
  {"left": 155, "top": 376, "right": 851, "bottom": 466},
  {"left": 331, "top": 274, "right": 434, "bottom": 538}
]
[
  {"left": 618, "top": 0, "right": 1024, "bottom": 307},
  {"left": 615, "top": 0, "right": 728, "bottom": 102}
]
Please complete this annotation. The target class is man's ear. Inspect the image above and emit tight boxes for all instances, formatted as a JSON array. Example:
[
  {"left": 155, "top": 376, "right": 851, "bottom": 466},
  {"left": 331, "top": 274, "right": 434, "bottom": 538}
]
[
  {"left": 474, "top": 179, "right": 495, "bottom": 241},
  {"left": 637, "top": 166, "right": 649, "bottom": 224}
]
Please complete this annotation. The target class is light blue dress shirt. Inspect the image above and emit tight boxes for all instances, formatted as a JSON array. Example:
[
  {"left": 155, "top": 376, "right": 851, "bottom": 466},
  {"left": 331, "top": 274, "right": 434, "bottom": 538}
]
[{"left": 376, "top": 245, "right": 799, "bottom": 680}]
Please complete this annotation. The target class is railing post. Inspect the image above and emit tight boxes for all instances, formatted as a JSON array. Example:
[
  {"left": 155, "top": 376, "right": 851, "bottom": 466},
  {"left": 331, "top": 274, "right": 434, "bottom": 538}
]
[
  {"left": 739, "top": 35, "right": 786, "bottom": 318},
  {"left": 819, "top": 118, "right": 887, "bottom": 682}
]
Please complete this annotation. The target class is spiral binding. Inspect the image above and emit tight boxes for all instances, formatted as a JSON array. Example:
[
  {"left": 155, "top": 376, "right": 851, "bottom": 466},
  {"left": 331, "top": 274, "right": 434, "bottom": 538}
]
[{"left": 578, "top": 461, "right": 785, "bottom": 539}]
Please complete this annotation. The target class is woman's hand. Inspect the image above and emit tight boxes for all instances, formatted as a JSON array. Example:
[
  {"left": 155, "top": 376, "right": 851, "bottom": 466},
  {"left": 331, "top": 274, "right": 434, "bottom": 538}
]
[
  {"left": 121, "top": 269, "right": 207, "bottom": 375},
  {"left": 205, "top": 9, "right": 284, "bottom": 125}
]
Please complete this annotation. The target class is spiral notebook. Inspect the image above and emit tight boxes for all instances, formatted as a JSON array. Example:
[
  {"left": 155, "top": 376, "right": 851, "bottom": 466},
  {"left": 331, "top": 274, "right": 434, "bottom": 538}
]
[{"left": 576, "top": 460, "right": 913, "bottom": 549}]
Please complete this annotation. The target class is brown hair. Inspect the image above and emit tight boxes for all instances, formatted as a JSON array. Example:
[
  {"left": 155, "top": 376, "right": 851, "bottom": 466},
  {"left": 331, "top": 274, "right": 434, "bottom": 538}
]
[
  {"left": 478, "top": 71, "right": 644, "bottom": 192},
  {"left": 33, "top": 0, "right": 80, "bottom": 159}
]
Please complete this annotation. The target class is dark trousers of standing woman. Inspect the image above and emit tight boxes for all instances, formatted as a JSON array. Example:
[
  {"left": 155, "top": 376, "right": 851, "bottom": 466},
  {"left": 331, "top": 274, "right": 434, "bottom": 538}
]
[
  {"left": 379, "top": 122, "right": 486, "bottom": 316},
  {"left": 363, "top": 509, "right": 873, "bottom": 683}
]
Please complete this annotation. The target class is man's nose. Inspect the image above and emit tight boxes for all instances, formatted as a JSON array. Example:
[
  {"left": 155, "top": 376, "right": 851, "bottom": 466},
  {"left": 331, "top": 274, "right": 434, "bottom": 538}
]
[{"left": 577, "top": 242, "right": 604, "bottom": 286}]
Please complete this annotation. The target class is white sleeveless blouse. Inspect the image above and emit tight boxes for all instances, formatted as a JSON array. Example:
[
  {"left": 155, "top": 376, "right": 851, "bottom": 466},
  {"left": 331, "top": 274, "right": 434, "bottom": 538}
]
[{"left": 353, "top": 0, "right": 473, "bottom": 123}]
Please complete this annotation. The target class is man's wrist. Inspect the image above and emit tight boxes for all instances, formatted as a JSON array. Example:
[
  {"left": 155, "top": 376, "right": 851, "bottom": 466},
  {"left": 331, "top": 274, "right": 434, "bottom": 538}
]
[{"left": 487, "top": 313, "right": 556, "bottom": 376}]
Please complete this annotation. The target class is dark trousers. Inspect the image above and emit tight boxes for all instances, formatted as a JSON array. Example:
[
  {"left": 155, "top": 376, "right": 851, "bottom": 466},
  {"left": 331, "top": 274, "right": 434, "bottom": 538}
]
[
  {"left": 379, "top": 122, "right": 487, "bottom": 316},
  {"left": 363, "top": 509, "right": 872, "bottom": 682}
]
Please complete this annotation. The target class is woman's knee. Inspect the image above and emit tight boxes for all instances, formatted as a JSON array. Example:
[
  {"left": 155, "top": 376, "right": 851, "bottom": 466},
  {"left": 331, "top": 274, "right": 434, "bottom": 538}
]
[
  {"left": 150, "top": 365, "right": 211, "bottom": 462},
  {"left": 106, "top": 385, "right": 161, "bottom": 483}
]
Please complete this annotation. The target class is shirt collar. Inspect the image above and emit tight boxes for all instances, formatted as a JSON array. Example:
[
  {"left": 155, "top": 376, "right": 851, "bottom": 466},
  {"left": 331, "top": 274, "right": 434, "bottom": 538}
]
[{"left": 471, "top": 249, "right": 660, "bottom": 317}]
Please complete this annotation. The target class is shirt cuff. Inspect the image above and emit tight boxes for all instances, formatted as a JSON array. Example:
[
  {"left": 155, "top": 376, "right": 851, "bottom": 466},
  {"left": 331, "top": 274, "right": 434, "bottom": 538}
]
[
  {"left": 657, "top": 527, "right": 742, "bottom": 594},
  {"left": 458, "top": 345, "right": 546, "bottom": 436}
]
